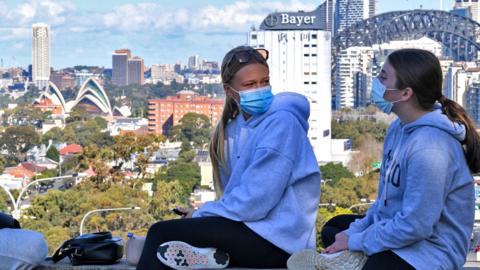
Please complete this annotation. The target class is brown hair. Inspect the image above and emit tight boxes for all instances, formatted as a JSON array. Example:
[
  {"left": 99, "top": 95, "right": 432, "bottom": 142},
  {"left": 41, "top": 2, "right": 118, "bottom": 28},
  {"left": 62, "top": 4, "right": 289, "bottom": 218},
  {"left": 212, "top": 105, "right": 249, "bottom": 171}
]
[
  {"left": 209, "top": 46, "right": 269, "bottom": 197},
  {"left": 388, "top": 48, "right": 480, "bottom": 173}
]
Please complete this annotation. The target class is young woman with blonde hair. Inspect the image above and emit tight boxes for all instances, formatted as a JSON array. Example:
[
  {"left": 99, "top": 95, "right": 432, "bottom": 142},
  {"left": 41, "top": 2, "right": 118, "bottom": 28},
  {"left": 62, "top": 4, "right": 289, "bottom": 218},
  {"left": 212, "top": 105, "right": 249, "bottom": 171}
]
[{"left": 137, "top": 46, "right": 321, "bottom": 270}]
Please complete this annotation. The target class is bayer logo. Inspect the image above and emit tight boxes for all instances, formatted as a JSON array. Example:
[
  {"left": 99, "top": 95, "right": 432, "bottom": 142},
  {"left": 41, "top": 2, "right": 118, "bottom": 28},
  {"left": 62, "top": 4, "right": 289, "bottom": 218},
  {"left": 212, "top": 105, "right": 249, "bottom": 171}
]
[{"left": 264, "top": 14, "right": 279, "bottom": 27}]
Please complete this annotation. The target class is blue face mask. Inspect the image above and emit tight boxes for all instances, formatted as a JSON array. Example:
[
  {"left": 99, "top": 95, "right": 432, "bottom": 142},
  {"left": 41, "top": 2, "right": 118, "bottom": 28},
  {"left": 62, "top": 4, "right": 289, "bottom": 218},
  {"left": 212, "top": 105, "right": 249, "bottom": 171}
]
[
  {"left": 371, "top": 77, "right": 403, "bottom": 114},
  {"left": 230, "top": 85, "right": 274, "bottom": 115}
]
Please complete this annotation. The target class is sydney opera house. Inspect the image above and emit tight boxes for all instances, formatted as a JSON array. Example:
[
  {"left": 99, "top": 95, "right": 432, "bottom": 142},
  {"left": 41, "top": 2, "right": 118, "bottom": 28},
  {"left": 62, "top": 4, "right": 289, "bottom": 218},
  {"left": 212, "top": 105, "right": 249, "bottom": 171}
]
[{"left": 34, "top": 77, "right": 131, "bottom": 118}]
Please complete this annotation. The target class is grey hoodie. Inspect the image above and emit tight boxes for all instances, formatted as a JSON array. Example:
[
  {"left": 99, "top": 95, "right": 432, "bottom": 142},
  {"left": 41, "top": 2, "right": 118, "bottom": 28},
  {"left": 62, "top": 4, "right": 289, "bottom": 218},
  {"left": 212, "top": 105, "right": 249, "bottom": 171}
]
[{"left": 345, "top": 108, "right": 474, "bottom": 270}]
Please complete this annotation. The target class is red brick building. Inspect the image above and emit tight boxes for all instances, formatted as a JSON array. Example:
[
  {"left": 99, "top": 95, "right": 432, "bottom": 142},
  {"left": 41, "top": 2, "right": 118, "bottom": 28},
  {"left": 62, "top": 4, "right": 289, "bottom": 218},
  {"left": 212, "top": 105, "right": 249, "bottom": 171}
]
[{"left": 148, "top": 90, "right": 224, "bottom": 135}]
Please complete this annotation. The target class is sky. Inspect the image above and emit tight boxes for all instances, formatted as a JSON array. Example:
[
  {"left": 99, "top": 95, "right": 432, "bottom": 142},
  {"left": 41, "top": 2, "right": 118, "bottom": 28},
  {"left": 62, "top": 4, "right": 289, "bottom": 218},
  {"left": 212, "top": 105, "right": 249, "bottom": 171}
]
[{"left": 0, "top": 0, "right": 450, "bottom": 69}]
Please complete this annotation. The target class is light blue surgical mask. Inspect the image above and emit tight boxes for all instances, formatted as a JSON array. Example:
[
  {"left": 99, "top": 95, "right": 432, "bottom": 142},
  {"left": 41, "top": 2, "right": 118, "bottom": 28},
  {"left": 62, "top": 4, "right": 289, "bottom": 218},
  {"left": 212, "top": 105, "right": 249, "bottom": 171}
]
[
  {"left": 371, "top": 77, "right": 403, "bottom": 114},
  {"left": 230, "top": 85, "right": 274, "bottom": 115}
]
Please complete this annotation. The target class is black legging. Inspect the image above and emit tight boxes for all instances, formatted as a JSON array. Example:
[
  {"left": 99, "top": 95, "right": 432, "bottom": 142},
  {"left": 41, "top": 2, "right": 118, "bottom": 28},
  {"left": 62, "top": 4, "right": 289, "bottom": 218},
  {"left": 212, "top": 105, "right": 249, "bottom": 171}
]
[
  {"left": 321, "top": 214, "right": 415, "bottom": 270},
  {"left": 136, "top": 217, "right": 289, "bottom": 269}
]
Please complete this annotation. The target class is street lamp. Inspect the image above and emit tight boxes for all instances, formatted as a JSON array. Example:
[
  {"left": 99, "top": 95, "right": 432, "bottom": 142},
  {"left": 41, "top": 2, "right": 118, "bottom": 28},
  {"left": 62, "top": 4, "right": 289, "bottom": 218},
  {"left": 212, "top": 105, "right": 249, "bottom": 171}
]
[
  {"left": 348, "top": 202, "right": 374, "bottom": 211},
  {"left": 80, "top": 206, "right": 141, "bottom": 235},
  {"left": 0, "top": 173, "right": 88, "bottom": 219},
  {"left": 318, "top": 203, "right": 337, "bottom": 207},
  {"left": 321, "top": 179, "right": 332, "bottom": 185}
]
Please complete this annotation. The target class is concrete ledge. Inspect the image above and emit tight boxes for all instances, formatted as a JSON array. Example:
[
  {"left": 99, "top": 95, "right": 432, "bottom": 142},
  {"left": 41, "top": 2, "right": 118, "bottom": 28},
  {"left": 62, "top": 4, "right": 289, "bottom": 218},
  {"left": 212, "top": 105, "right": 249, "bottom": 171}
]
[
  {"left": 36, "top": 258, "right": 285, "bottom": 270},
  {"left": 36, "top": 258, "right": 135, "bottom": 270}
]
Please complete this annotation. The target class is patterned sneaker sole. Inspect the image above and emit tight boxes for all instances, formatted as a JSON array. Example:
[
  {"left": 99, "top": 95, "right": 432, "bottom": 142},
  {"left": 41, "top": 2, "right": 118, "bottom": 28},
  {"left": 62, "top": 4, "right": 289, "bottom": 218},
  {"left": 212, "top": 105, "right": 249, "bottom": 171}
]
[
  {"left": 157, "top": 241, "right": 229, "bottom": 270},
  {"left": 315, "top": 251, "right": 367, "bottom": 270}
]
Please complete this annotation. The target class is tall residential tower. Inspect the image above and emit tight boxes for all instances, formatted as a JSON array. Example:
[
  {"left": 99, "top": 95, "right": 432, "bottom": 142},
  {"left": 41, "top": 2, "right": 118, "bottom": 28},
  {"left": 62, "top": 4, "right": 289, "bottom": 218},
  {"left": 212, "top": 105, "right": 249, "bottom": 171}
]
[{"left": 32, "top": 23, "right": 50, "bottom": 90}]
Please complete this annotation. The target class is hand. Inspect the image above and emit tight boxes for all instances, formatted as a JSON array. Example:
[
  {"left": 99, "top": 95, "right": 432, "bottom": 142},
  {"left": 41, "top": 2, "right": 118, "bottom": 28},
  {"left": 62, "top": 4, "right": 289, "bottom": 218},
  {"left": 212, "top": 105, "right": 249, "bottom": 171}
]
[
  {"left": 323, "top": 232, "right": 349, "bottom": 254},
  {"left": 172, "top": 207, "right": 195, "bottom": 219}
]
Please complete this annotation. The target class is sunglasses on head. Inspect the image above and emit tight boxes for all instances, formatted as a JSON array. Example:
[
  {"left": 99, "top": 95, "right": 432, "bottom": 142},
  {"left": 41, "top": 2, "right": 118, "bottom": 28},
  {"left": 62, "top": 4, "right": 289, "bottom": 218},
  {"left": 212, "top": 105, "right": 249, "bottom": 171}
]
[{"left": 227, "top": 48, "right": 269, "bottom": 66}]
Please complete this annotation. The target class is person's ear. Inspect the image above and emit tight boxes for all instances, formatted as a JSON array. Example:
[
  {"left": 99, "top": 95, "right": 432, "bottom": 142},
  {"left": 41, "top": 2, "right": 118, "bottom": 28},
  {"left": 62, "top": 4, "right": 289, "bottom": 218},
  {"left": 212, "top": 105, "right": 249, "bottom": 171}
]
[
  {"left": 402, "top": 87, "right": 414, "bottom": 101},
  {"left": 223, "top": 83, "right": 231, "bottom": 95}
]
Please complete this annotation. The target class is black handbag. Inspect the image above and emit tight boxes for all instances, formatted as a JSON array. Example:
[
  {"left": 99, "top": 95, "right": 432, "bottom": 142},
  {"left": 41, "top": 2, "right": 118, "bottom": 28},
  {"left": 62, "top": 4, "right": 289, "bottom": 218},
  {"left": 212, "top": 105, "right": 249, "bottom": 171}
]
[
  {"left": 0, "top": 212, "right": 20, "bottom": 229},
  {"left": 52, "top": 232, "right": 124, "bottom": 265}
]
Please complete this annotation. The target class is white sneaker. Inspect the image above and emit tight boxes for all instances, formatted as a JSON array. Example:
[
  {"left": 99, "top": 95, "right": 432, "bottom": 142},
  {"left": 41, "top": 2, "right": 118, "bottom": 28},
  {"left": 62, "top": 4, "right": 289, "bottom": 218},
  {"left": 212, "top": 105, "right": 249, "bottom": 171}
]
[
  {"left": 288, "top": 249, "right": 367, "bottom": 270},
  {"left": 157, "top": 241, "right": 230, "bottom": 270}
]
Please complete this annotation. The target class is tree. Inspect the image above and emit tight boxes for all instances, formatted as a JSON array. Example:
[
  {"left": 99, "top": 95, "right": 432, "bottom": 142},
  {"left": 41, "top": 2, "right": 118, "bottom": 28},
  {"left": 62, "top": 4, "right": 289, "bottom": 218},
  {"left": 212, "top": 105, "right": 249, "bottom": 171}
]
[
  {"left": 21, "top": 183, "right": 152, "bottom": 254},
  {"left": 0, "top": 154, "right": 6, "bottom": 174},
  {"left": 46, "top": 146, "right": 60, "bottom": 162},
  {"left": 0, "top": 125, "right": 40, "bottom": 162},
  {"left": 66, "top": 108, "right": 91, "bottom": 123},
  {"left": 61, "top": 155, "right": 79, "bottom": 173},
  {"left": 5, "top": 106, "right": 48, "bottom": 126},
  {"left": 94, "top": 116, "right": 108, "bottom": 129},
  {"left": 320, "top": 162, "right": 354, "bottom": 185},
  {"left": 0, "top": 189, "right": 9, "bottom": 212},
  {"left": 154, "top": 161, "right": 201, "bottom": 194},
  {"left": 169, "top": 113, "right": 211, "bottom": 147},
  {"left": 63, "top": 118, "right": 113, "bottom": 147},
  {"left": 149, "top": 180, "right": 191, "bottom": 220},
  {"left": 331, "top": 119, "right": 388, "bottom": 148},
  {"left": 41, "top": 127, "right": 64, "bottom": 145},
  {"left": 347, "top": 134, "right": 383, "bottom": 175},
  {"left": 111, "top": 132, "right": 165, "bottom": 175}
]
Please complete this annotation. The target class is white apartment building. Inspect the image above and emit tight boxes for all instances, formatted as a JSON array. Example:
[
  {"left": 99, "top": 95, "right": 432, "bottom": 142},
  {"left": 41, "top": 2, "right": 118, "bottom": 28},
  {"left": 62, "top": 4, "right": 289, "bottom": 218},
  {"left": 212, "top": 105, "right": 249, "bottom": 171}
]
[{"left": 250, "top": 8, "right": 332, "bottom": 162}]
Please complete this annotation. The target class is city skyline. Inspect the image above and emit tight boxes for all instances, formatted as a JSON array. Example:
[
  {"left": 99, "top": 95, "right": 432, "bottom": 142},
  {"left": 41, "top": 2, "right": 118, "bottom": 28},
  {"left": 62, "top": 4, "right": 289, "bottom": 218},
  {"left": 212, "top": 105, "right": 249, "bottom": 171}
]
[{"left": 0, "top": 0, "right": 454, "bottom": 68}]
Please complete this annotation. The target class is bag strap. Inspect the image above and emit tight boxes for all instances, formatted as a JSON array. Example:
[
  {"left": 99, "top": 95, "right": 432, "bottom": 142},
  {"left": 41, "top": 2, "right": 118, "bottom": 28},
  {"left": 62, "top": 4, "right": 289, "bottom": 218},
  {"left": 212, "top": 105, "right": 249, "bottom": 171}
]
[{"left": 52, "top": 239, "right": 75, "bottom": 263}]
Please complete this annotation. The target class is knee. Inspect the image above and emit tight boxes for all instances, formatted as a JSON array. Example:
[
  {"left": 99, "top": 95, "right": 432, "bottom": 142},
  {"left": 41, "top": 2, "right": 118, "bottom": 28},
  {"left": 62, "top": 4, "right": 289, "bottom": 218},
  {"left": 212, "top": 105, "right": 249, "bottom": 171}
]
[
  {"left": 20, "top": 229, "right": 48, "bottom": 263},
  {"left": 0, "top": 229, "right": 48, "bottom": 264},
  {"left": 146, "top": 220, "right": 176, "bottom": 241}
]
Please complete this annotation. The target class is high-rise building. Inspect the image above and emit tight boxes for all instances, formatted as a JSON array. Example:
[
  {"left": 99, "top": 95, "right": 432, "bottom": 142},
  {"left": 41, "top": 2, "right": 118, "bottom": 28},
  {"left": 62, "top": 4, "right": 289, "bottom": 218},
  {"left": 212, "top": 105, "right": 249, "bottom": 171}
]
[
  {"left": 112, "top": 49, "right": 131, "bottom": 86},
  {"left": 334, "top": 0, "right": 376, "bottom": 35},
  {"left": 466, "top": 80, "right": 480, "bottom": 125},
  {"left": 317, "top": 0, "right": 336, "bottom": 32},
  {"left": 454, "top": 0, "right": 480, "bottom": 23},
  {"left": 32, "top": 23, "right": 50, "bottom": 90},
  {"left": 128, "top": 56, "right": 144, "bottom": 85},
  {"left": 251, "top": 7, "right": 333, "bottom": 162},
  {"left": 188, "top": 55, "right": 200, "bottom": 70},
  {"left": 147, "top": 90, "right": 224, "bottom": 135},
  {"left": 335, "top": 47, "right": 374, "bottom": 108}
]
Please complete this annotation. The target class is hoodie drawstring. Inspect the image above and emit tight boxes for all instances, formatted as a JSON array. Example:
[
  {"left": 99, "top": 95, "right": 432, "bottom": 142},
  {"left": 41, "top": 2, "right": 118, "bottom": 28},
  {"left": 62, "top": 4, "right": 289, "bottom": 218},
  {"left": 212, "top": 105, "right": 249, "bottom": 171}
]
[{"left": 383, "top": 130, "right": 404, "bottom": 207}]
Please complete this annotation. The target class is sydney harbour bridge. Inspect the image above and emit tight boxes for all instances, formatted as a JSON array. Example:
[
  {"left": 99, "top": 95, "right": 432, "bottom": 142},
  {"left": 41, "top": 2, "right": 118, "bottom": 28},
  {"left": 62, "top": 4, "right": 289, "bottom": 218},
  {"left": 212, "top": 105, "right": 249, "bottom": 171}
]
[{"left": 334, "top": 9, "right": 480, "bottom": 61}]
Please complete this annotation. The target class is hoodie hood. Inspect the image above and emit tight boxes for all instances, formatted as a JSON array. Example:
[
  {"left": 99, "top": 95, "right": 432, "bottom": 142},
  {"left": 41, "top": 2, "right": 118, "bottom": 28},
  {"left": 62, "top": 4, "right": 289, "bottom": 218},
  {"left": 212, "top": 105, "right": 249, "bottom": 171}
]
[
  {"left": 403, "top": 107, "right": 466, "bottom": 142},
  {"left": 246, "top": 92, "right": 310, "bottom": 131}
]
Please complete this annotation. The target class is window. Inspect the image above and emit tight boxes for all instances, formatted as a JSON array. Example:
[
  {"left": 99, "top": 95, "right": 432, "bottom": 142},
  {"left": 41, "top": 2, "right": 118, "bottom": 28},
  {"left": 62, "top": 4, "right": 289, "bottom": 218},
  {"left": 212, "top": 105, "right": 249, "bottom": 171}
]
[
  {"left": 304, "top": 54, "right": 309, "bottom": 57},
  {"left": 312, "top": 81, "right": 317, "bottom": 84},
  {"left": 312, "top": 34, "right": 317, "bottom": 39},
  {"left": 312, "top": 72, "right": 317, "bottom": 75},
  {"left": 311, "top": 54, "right": 317, "bottom": 57},
  {"left": 304, "top": 82, "right": 310, "bottom": 84},
  {"left": 311, "top": 137, "right": 317, "bottom": 140},
  {"left": 323, "top": 129, "right": 330, "bottom": 137},
  {"left": 259, "top": 44, "right": 265, "bottom": 48},
  {"left": 251, "top": 34, "right": 257, "bottom": 39},
  {"left": 304, "top": 44, "right": 309, "bottom": 47},
  {"left": 304, "top": 72, "right": 310, "bottom": 75},
  {"left": 312, "top": 44, "right": 317, "bottom": 47}
]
